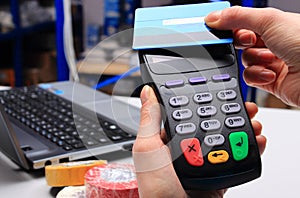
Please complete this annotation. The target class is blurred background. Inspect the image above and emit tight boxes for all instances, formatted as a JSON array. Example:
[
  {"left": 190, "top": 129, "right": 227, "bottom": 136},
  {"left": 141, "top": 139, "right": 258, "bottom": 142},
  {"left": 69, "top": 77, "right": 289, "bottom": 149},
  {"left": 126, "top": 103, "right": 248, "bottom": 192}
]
[{"left": 0, "top": 0, "right": 298, "bottom": 110}]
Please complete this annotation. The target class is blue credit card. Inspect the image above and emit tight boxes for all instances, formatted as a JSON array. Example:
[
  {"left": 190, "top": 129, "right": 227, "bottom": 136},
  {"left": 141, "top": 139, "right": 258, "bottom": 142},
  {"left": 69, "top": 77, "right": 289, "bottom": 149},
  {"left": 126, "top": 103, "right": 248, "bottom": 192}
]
[{"left": 132, "top": 1, "right": 233, "bottom": 50}]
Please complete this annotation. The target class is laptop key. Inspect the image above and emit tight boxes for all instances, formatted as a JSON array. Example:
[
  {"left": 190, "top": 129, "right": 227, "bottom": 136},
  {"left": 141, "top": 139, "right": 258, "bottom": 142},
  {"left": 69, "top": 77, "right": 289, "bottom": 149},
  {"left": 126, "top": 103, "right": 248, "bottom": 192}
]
[
  {"left": 73, "top": 142, "right": 85, "bottom": 149},
  {"left": 63, "top": 145, "right": 73, "bottom": 151}
]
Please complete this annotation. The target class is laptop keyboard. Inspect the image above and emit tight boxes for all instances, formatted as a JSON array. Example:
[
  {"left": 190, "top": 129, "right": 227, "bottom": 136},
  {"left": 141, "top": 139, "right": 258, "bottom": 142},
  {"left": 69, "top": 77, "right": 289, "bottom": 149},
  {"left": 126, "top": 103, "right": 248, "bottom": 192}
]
[{"left": 0, "top": 86, "right": 135, "bottom": 151}]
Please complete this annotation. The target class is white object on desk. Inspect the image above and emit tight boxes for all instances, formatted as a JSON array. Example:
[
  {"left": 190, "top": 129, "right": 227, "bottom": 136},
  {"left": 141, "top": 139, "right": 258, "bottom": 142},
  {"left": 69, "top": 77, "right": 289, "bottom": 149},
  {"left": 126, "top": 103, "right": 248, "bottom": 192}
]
[
  {"left": 226, "top": 107, "right": 300, "bottom": 198},
  {"left": 0, "top": 104, "right": 300, "bottom": 198}
]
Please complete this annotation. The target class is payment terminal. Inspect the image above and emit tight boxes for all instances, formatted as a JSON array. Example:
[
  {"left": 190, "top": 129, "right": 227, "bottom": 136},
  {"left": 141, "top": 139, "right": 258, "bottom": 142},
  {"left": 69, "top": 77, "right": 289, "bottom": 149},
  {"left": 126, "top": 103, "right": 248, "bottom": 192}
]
[{"left": 133, "top": 2, "right": 261, "bottom": 190}]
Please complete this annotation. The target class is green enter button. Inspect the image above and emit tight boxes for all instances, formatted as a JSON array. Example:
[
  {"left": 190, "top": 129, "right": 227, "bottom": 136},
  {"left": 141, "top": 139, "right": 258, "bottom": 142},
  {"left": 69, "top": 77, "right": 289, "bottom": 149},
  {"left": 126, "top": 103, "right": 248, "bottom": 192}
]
[{"left": 229, "top": 132, "right": 249, "bottom": 161}]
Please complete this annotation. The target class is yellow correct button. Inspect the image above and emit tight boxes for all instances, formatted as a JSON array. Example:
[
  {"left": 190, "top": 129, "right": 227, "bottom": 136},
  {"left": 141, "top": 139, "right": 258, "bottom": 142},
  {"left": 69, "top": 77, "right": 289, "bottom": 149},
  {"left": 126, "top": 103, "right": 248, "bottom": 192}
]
[{"left": 208, "top": 150, "right": 229, "bottom": 164}]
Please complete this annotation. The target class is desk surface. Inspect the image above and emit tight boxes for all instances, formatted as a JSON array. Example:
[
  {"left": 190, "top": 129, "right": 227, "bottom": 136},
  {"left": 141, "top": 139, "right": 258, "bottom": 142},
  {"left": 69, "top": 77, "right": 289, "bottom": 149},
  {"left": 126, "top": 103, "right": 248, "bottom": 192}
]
[{"left": 1, "top": 105, "right": 300, "bottom": 198}]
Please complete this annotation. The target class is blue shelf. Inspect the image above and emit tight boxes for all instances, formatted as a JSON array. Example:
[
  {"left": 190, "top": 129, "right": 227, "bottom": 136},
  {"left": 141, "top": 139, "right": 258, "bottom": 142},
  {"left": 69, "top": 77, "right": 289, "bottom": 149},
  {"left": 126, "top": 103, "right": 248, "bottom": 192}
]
[
  {"left": 0, "top": 21, "right": 55, "bottom": 41},
  {"left": 19, "top": 21, "right": 55, "bottom": 35},
  {"left": 0, "top": 0, "right": 59, "bottom": 86},
  {"left": 0, "top": 30, "right": 17, "bottom": 40}
]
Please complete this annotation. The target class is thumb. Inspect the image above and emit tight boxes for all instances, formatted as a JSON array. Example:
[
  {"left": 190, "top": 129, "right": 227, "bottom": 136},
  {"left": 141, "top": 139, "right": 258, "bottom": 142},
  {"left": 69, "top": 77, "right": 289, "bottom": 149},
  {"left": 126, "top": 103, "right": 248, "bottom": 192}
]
[
  {"left": 138, "top": 85, "right": 162, "bottom": 139},
  {"left": 133, "top": 85, "right": 172, "bottom": 172},
  {"left": 204, "top": 6, "right": 283, "bottom": 35}
]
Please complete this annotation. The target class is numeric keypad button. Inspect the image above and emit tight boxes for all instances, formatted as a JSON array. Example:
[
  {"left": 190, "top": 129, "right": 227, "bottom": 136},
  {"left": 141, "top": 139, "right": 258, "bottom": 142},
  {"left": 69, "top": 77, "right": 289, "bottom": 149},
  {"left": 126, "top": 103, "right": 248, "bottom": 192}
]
[
  {"left": 193, "top": 92, "right": 213, "bottom": 103},
  {"left": 169, "top": 96, "right": 189, "bottom": 107},
  {"left": 217, "top": 90, "right": 237, "bottom": 101},
  {"left": 225, "top": 116, "right": 245, "bottom": 128},
  {"left": 204, "top": 134, "right": 225, "bottom": 146},
  {"left": 200, "top": 119, "right": 221, "bottom": 131},
  {"left": 197, "top": 106, "right": 217, "bottom": 117},
  {"left": 176, "top": 123, "right": 196, "bottom": 135},
  {"left": 221, "top": 103, "right": 241, "bottom": 114},
  {"left": 172, "top": 109, "right": 193, "bottom": 121}
]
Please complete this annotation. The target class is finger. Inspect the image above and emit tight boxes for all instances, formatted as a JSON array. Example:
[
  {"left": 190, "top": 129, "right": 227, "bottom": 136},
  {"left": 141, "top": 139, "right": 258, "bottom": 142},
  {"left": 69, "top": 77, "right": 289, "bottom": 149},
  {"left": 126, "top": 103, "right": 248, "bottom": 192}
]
[
  {"left": 243, "top": 66, "right": 276, "bottom": 86},
  {"left": 205, "top": 6, "right": 283, "bottom": 36},
  {"left": 256, "top": 135, "right": 267, "bottom": 155},
  {"left": 233, "top": 29, "right": 257, "bottom": 49},
  {"left": 251, "top": 120, "right": 262, "bottom": 136},
  {"left": 137, "top": 85, "right": 161, "bottom": 139},
  {"left": 245, "top": 102, "right": 258, "bottom": 119},
  {"left": 233, "top": 29, "right": 266, "bottom": 49},
  {"left": 242, "top": 48, "right": 277, "bottom": 67}
]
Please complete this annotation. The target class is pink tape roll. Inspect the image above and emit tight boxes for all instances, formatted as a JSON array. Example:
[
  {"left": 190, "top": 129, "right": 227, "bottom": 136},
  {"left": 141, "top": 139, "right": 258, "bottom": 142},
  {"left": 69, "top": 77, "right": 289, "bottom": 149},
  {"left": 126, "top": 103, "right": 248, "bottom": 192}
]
[{"left": 85, "top": 163, "right": 139, "bottom": 198}]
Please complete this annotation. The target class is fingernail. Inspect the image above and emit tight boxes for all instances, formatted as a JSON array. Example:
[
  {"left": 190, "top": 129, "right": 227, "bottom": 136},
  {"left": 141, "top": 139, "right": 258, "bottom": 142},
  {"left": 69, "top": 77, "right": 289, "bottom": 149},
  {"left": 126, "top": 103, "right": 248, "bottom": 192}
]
[
  {"left": 205, "top": 10, "right": 222, "bottom": 24},
  {"left": 141, "top": 85, "right": 150, "bottom": 104},
  {"left": 259, "top": 70, "right": 276, "bottom": 82},
  {"left": 239, "top": 32, "right": 254, "bottom": 46}
]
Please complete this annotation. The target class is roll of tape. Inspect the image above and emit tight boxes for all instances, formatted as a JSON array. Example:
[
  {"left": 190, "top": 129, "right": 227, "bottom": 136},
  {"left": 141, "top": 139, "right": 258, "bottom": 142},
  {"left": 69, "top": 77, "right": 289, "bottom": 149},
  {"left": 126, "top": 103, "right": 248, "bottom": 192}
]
[
  {"left": 45, "top": 160, "right": 107, "bottom": 187},
  {"left": 56, "top": 186, "right": 85, "bottom": 198},
  {"left": 85, "top": 163, "right": 139, "bottom": 198}
]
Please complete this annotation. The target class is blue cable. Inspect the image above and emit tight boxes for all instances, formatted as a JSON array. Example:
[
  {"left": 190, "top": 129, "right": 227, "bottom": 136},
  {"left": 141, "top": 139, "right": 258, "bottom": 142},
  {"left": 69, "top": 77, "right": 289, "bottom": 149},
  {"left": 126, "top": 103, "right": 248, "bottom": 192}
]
[{"left": 93, "top": 65, "right": 140, "bottom": 89}]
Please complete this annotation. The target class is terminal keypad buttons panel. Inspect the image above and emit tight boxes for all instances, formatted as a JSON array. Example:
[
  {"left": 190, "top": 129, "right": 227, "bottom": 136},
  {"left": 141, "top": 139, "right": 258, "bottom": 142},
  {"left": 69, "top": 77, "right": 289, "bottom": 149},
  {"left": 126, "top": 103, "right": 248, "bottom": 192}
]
[{"left": 169, "top": 74, "right": 250, "bottom": 167}]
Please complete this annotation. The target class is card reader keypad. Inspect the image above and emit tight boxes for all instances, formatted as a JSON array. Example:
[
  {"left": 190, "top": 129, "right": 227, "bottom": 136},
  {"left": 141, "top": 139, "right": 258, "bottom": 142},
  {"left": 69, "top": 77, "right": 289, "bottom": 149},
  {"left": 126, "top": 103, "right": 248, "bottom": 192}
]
[{"left": 167, "top": 73, "right": 249, "bottom": 167}]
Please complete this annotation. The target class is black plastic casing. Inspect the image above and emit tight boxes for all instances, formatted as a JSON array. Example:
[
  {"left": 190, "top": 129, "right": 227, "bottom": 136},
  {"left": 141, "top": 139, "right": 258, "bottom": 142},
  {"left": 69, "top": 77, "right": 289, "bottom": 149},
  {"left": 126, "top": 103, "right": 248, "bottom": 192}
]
[{"left": 138, "top": 44, "right": 261, "bottom": 190}]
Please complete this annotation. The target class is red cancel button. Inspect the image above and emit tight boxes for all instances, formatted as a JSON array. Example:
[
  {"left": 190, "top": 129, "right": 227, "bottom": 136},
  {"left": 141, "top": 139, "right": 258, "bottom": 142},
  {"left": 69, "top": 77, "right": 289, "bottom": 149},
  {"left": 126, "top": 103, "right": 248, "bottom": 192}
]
[{"left": 180, "top": 138, "right": 204, "bottom": 166}]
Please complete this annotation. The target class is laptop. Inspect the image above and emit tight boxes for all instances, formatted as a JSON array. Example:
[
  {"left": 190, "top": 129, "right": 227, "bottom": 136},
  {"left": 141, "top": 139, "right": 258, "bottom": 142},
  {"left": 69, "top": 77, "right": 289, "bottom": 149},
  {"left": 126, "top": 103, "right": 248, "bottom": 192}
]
[{"left": 0, "top": 81, "right": 140, "bottom": 170}]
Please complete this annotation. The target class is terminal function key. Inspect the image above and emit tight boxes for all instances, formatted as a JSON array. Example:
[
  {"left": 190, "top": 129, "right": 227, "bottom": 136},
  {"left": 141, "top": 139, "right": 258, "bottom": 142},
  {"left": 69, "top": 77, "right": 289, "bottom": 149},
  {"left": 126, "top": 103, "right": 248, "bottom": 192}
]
[
  {"left": 165, "top": 80, "right": 184, "bottom": 88},
  {"left": 180, "top": 138, "right": 204, "bottom": 166},
  {"left": 229, "top": 132, "right": 249, "bottom": 161},
  {"left": 212, "top": 74, "right": 231, "bottom": 82},
  {"left": 208, "top": 150, "right": 229, "bottom": 164},
  {"left": 189, "top": 77, "right": 207, "bottom": 85}
]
